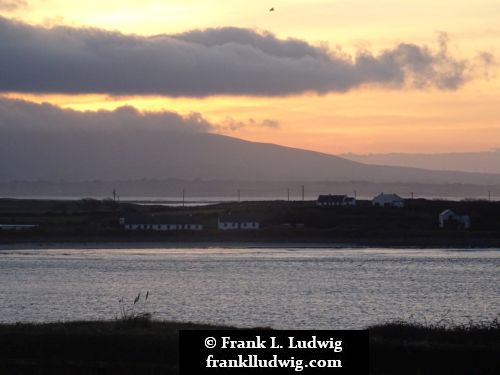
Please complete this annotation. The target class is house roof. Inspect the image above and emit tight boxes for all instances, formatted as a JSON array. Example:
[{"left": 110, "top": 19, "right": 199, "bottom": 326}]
[
  {"left": 439, "top": 209, "right": 455, "bottom": 217},
  {"left": 372, "top": 193, "right": 403, "bottom": 202},
  {"left": 124, "top": 215, "right": 202, "bottom": 225},
  {"left": 440, "top": 209, "right": 469, "bottom": 218}
]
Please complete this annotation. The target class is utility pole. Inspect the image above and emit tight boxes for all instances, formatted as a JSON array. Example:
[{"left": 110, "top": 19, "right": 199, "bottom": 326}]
[
  {"left": 237, "top": 189, "right": 241, "bottom": 202},
  {"left": 488, "top": 191, "right": 491, "bottom": 202},
  {"left": 112, "top": 189, "right": 117, "bottom": 202},
  {"left": 287, "top": 188, "right": 290, "bottom": 202},
  {"left": 302, "top": 185, "right": 305, "bottom": 201},
  {"left": 182, "top": 188, "right": 185, "bottom": 207}
]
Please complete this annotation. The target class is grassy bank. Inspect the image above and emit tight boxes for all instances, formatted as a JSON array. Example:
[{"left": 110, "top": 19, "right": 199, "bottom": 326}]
[
  {"left": 0, "top": 319, "right": 498, "bottom": 374},
  {"left": 370, "top": 319, "right": 500, "bottom": 374}
]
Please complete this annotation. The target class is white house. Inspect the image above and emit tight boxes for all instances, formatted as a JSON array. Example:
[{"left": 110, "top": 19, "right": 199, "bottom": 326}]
[
  {"left": 439, "top": 209, "right": 471, "bottom": 229},
  {"left": 122, "top": 216, "right": 203, "bottom": 231},
  {"left": 218, "top": 214, "right": 260, "bottom": 230},
  {"left": 372, "top": 193, "right": 405, "bottom": 208},
  {"left": 317, "top": 195, "right": 356, "bottom": 207}
]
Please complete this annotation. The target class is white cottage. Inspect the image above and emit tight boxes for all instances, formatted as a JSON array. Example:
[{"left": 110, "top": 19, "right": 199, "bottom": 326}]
[
  {"left": 372, "top": 193, "right": 405, "bottom": 208},
  {"left": 218, "top": 214, "right": 260, "bottom": 230},
  {"left": 439, "top": 209, "right": 470, "bottom": 229}
]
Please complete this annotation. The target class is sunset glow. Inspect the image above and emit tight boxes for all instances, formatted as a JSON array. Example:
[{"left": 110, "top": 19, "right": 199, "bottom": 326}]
[{"left": 2, "top": 0, "right": 499, "bottom": 154}]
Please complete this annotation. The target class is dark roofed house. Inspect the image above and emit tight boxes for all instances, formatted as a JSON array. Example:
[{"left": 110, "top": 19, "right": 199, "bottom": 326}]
[
  {"left": 317, "top": 194, "right": 356, "bottom": 207},
  {"left": 218, "top": 214, "right": 260, "bottom": 230},
  {"left": 121, "top": 215, "right": 203, "bottom": 231}
]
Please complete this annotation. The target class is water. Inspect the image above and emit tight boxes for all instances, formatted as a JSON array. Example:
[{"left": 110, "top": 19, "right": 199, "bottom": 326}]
[{"left": 0, "top": 247, "right": 498, "bottom": 329}]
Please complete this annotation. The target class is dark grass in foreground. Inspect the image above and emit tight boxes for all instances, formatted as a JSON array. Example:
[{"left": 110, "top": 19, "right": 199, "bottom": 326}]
[
  {"left": 0, "top": 318, "right": 499, "bottom": 374},
  {"left": 369, "top": 319, "right": 500, "bottom": 375}
]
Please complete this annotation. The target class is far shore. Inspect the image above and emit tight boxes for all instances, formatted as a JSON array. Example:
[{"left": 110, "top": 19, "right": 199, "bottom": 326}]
[{"left": 2, "top": 198, "right": 500, "bottom": 250}]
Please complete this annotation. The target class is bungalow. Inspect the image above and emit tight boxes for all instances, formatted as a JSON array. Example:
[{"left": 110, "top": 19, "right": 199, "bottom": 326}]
[
  {"left": 439, "top": 209, "right": 471, "bottom": 229},
  {"left": 372, "top": 193, "right": 405, "bottom": 208},
  {"left": 218, "top": 214, "right": 260, "bottom": 230},
  {"left": 121, "top": 215, "right": 203, "bottom": 231},
  {"left": 317, "top": 195, "right": 356, "bottom": 207}
]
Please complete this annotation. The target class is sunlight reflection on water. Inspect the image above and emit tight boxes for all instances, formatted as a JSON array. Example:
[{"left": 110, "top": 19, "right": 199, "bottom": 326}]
[{"left": 0, "top": 247, "right": 498, "bottom": 329}]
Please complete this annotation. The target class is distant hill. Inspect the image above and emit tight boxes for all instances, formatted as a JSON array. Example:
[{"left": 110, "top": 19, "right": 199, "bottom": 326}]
[
  {"left": 2, "top": 97, "right": 500, "bottom": 186},
  {"left": 3, "top": 130, "right": 500, "bottom": 184},
  {"left": 341, "top": 150, "right": 500, "bottom": 175}
]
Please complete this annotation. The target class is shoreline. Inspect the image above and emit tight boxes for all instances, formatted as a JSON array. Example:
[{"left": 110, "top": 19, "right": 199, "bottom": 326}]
[{"left": 1, "top": 239, "right": 499, "bottom": 251}]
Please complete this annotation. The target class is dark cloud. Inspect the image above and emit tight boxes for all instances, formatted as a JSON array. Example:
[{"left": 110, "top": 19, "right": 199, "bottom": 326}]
[
  {"left": 172, "top": 27, "right": 330, "bottom": 60},
  {"left": 0, "top": 17, "right": 486, "bottom": 96},
  {"left": 218, "top": 117, "right": 280, "bottom": 131},
  {"left": 0, "top": 97, "right": 213, "bottom": 134},
  {"left": 0, "top": 0, "right": 26, "bottom": 11},
  {"left": 0, "top": 97, "right": 214, "bottom": 180}
]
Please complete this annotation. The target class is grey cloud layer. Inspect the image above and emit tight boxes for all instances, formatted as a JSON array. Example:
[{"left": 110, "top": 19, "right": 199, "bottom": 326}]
[
  {"left": 0, "top": 97, "right": 213, "bottom": 134},
  {"left": 0, "top": 97, "right": 215, "bottom": 180},
  {"left": 0, "top": 17, "right": 480, "bottom": 96},
  {"left": 218, "top": 117, "right": 280, "bottom": 131}
]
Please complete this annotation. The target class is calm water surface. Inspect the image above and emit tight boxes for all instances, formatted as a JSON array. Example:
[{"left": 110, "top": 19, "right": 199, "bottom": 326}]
[{"left": 0, "top": 247, "right": 498, "bottom": 329}]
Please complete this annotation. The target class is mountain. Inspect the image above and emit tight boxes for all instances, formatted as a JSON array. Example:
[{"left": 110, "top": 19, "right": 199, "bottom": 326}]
[
  {"left": 341, "top": 150, "right": 500, "bottom": 175},
  {"left": 3, "top": 129, "right": 500, "bottom": 185}
]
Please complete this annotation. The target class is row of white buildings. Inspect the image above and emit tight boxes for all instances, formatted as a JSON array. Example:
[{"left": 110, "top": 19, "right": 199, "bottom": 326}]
[
  {"left": 316, "top": 193, "right": 405, "bottom": 208},
  {"left": 121, "top": 214, "right": 260, "bottom": 232}
]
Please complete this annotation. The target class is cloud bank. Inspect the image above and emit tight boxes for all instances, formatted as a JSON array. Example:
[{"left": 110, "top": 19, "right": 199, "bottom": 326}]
[
  {"left": 0, "top": 97, "right": 214, "bottom": 180},
  {"left": 218, "top": 117, "right": 280, "bottom": 132},
  {"left": 0, "top": 0, "right": 26, "bottom": 11},
  {"left": 0, "top": 97, "right": 213, "bottom": 135},
  {"left": 0, "top": 17, "right": 484, "bottom": 97}
]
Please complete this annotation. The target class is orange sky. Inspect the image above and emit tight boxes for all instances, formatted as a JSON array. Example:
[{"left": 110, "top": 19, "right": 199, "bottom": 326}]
[{"left": 2, "top": 0, "right": 499, "bottom": 154}]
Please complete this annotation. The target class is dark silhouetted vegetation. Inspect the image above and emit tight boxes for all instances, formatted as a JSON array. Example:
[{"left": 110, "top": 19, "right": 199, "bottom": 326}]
[{"left": 0, "top": 318, "right": 498, "bottom": 374}]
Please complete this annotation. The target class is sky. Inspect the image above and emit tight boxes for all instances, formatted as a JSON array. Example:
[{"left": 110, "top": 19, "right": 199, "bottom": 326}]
[{"left": 1, "top": 0, "right": 499, "bottom": 154}]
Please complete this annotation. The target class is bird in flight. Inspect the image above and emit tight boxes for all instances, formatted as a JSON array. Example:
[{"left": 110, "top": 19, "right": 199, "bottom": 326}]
[{"left": 269, "top": 7, "right": 274, "bottom": 12}]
